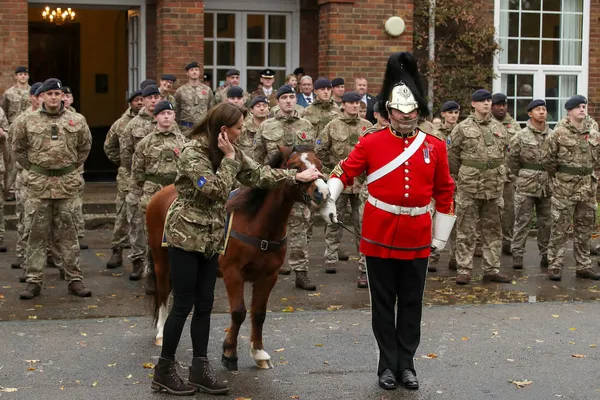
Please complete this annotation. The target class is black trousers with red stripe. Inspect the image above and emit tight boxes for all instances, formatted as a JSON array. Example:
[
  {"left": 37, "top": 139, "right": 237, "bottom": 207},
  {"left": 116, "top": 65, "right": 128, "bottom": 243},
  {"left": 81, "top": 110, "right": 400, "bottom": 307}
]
[{"left": 365, "top": 256, "right": 428, "bottom": 376}]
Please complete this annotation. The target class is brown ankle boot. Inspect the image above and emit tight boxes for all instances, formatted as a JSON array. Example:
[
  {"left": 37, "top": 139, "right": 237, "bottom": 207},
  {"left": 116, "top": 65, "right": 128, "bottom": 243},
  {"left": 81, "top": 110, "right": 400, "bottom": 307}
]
[
  {"left": 188, "top": 357, "right": 229, "bottom": 395},
  {"left": 295, "top": 271, "right": 316, "bottom": 291},
  {"left": 151, "top": 357, "right": 195, "bottom": 396},
  {"left": 106, "top": 247, "right": 123, "bottom": 269},
  {"left": 129, "top": 259, "right": 144, "bottom": 281}
]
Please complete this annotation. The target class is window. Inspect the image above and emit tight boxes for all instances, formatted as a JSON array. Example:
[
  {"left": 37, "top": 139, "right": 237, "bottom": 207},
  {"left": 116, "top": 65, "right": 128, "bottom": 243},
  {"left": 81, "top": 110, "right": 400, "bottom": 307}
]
[
  {"left": 128, "top": 10, "right": 140, "bottom": 94},
  {"left": 494, "top": 0, "right": 589, "bottom": 125},
  {"left": 204, "top": 11, "right": 293, "bottom": 92}
]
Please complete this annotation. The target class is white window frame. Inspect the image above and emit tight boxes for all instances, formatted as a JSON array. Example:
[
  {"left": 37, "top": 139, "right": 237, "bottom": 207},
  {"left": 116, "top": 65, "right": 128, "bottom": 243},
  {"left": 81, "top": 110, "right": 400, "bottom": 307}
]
[
  {"left": 492, "top": 0, "right": 590, "bottom": 100},
  {"left": 204, "top": 0, "right": 300, "bottom": 91}
]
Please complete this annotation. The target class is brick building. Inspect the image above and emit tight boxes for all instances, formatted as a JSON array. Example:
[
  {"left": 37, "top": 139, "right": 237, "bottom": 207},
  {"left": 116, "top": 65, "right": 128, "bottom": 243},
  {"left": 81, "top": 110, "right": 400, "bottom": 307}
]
[{"left": 0, "top": 0, "right": 595, "bottom": 173}]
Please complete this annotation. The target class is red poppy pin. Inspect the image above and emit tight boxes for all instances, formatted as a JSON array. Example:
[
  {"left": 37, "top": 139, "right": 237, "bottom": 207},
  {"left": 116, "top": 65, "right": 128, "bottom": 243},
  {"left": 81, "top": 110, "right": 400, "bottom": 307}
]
[
  {"left": 507, "top": 124, "right": 511, "bottom": 129},
  {"left": 174, "top": 147, "right": 180, "bottom": 157},
  {"left": 301, "top": 132, "right": 307, "bottom": 139},
  {"left": 362, "top": 126, "right": 366, "bottom": 131},
  {"left": 201, "top": 90, "right": 207, "bottom": 95},
  {"left": 69, "top": 120, "right": 75, "bottom": 126}
]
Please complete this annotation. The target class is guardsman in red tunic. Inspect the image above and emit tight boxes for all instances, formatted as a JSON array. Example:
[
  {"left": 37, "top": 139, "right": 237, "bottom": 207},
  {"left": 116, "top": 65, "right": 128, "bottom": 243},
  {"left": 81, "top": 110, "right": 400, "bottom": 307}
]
[{"left": 320, "top": 53, "right": 455, "bottom": 391}]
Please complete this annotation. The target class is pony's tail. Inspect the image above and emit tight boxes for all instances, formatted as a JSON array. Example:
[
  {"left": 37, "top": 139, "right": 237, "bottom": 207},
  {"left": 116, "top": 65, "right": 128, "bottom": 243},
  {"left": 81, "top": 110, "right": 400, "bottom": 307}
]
[{"left": 151, "top": 247, "right": 171, "bottom": 325}]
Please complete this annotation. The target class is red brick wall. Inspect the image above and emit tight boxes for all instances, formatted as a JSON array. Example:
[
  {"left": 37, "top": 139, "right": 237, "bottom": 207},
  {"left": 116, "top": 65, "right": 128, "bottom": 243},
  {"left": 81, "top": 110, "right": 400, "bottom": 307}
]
[
  {"left": 300, "top": 0, "right": 319, "bottom": 79},
  {"left": 156, "top": 0, "right": 205, "bottom": 83},
  {"left": 318, "top": 0, "right": 413, "bottom": 94},
  {"left": 589, "top": 0, "right": 600, "bottom": 120},
  {"left": 0, "top": 0, "right": 28, "bottom": 93},
  {"left": 146, "top": 3, "right": 157, "bottom": 81}
]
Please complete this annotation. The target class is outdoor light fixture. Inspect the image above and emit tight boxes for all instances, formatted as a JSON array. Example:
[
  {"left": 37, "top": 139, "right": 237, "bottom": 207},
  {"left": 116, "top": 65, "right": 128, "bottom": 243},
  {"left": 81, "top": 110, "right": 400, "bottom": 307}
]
[{"left": 42, "top": 6, "right": 76, "bottom": 25}]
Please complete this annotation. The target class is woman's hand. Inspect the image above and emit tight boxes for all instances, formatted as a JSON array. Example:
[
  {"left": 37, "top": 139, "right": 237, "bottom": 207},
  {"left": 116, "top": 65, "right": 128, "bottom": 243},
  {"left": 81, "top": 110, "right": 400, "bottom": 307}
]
[
  {"left": 295, "top": 167, "right": 323, "bottom": 182},
  {"left": 218, "top": 132, "right": 236, "bottom": 159}
]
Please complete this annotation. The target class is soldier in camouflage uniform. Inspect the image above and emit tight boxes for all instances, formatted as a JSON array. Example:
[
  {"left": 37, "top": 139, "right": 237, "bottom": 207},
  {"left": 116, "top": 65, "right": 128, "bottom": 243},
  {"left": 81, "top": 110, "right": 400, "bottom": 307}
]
[
  {"left": 159, "top": 74, "right": 177, "bottom": 109},
  {"left": 428, "top": 101, "right": 461, "bottom": 272},
  {"left": 211, "top": 69, "right": 251, "bottom": 108},
  {"left": 253, "top": 85, "right": 317, "bottom": 290},
  {"left": 175, "top": 62, "right": 214, "bottom": 136},
  {"left": 447, "top": 89, "right": 512, "bottom": 285},
  {"left": 507, "top": 99, "right": 552, "bottom": 270},
  {"left": 130, "top": 101, "right": 186, "bottom": 285},
  {"left": 0, "top": 106, "right": 8, "bottom": 252},
  {"left": 317, "top": 91, "right": 372, "bottom": 279},
  {"left": 491, "top": 93, "right": 520, "bottom": 256},
  {"left": 12, "top": 79, "right": 92, "bottom": 299},
  {"left": 224, "top": 86, "right": 248, "bottom": 111},
  {"left": 251, "top": 69, "right": 278, "bottom": 107},
  {"left": 542, "top": 95, "right": 600, "bottom": 281},
  {"left": 303, "top": 78, "right": 340, "bottom": 139},
  {"left": 103, "top": 89, "right": 144, "bottom": 269},
  {"left": 238, "top": 96, "right": 269, "bottom": 159}
]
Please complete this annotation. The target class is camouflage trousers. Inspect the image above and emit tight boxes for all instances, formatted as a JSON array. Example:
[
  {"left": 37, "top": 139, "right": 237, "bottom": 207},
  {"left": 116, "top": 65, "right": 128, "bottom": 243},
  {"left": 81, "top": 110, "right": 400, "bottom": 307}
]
[
  {"left": 511, "top": 193, "right": 551, "bottom": 258},
  {"left": 15, "top": 170, "right": 26, "bottom": 259},
  {"left": 74, "top": 176, "right": 85, "bottom": 239},
  {"left": 127, "top": 201, "right": 147, "bottom": 263},
  {"left": 110, "top": 174, "right": 130, "bottom": 249},
  {"left": 288, "top": 203, "right": 313, "bottom": 272},
  {"left": 0, "top": 178, "right": 4, "bottom": 247},
  {"left": 324, "top": 193, "right": 361, "bottom": 268},
  {"left": 502, "top": 181, "right": 514, "bottom": 247},
  {"left": 25, "top": 197, "right": 82, "bottom": 284},
  {"left": 548, "top": 196, "right": 595, "bottom": 272},
  {"left": 6, "top": 153, "right": 16, "bottom": 194},
  {"left": 455, "top": 193, "right": 503, "bottom": 275}
]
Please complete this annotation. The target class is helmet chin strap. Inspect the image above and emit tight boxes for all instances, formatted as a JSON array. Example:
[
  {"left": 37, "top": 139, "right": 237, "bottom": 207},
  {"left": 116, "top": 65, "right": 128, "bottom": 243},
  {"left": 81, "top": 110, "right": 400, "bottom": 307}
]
[{"left": 387, "top": 104, "right": 419, "bottom": 136}]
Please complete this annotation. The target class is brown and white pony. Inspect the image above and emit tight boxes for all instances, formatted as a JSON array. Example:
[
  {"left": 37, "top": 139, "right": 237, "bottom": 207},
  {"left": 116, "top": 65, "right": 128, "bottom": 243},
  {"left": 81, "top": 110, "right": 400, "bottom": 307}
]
[{"left": 146, "top": 145, "right": 328, "bottom": 370}]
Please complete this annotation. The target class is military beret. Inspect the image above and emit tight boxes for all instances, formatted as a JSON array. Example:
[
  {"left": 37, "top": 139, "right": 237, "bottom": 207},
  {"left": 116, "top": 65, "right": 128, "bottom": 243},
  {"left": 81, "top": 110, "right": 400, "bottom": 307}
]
[
  {"left": 227, "top": 86, "right": 244, "bottom": 98},
  {"left": 565, "top": 95, "right": 587, "bottom": 110},
  {"left": 276, "top": 85, "right": 295, "bottom": 99},
  {"left": 30, "top": 82, "right": 43, "bottom": 96},
  {"left": 491, "top": 93, "right": 508, "bottom": 105},
  {"left": 140, "top": 79, "right": 157, "bottom": 90},
  {"left": 226, "top": 69, "right": 240, "bottom": 77},
  {"left": 527, "top": 99, "right": 546, "bottom": 112},
  {"left": 293, "top": 67, "right": 304, "bottom": 75},
  {"left": 204, "top": 73, "right": 212, "bottom": 81},
  {"left": 331, "top": 78, "right": 344, "bottom": 87},
  {"left": 38, "top": 78, "right": 63, "bottom": 94},
  {"left": 261, "top": 69, "right": 275, "bottom": 78},
  {"left": 153, "top": 101, "right": 175, "bottom": 116},
  {"left": 314, "top": 78, "right": 332, "bottom": 90},
  {"left": 342, "top": 91, "right": 361, "bottom": 103},
  {"left": 471, "top": 89, "right": 492, "bottom": 102},
  {"left": 142, "top": 84, "right": 160, "bottom": 97},
  {"left": 15, "top": 66, "right": 28, "bottom": 74},
  {"left": 161, "top": 74, "right": 176, "bottom": 82},
  {"left": 441, "top": 101, "right": 460, "bottom": 112},
  {"left": 128, "top": 89, "right": 143, "bottom": 102},
  {"left": 185, "top": 61, "right": 200, "bottom": 71},
  {"left": 249, "top": 96, "right": 269, "bottom": 109},
  {"left": 62, "top": 86, "right": 73, "bottom": 94}
]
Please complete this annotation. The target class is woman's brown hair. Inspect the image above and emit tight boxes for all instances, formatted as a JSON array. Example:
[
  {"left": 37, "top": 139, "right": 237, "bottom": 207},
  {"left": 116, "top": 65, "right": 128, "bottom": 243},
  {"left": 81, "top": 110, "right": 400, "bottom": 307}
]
[{"left": 189, "top": 102, "right": 243, "bottom": 172}]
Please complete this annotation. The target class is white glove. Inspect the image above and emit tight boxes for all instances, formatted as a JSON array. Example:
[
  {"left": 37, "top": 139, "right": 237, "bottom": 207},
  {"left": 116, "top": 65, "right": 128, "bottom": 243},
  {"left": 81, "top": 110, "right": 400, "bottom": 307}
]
[
  {"left": 319, "top": 197, "right": 338, "bottom": 224},
  {"left": 431, "top": 212, "right": 456, "bottom": 251}
]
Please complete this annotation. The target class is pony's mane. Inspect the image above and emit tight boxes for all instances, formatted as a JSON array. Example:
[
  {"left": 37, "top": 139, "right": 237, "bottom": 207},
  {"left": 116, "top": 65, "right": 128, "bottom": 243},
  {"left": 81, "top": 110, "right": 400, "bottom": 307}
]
[{"left": 226, "top": 145, "right": 314, "bottom": 216}]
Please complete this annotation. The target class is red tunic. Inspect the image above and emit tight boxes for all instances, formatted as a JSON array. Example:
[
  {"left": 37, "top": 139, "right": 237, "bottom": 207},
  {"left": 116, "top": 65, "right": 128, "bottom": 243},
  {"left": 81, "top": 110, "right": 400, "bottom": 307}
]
[{"left": 331, "top": 127, "right": 454, "bottom": 260}]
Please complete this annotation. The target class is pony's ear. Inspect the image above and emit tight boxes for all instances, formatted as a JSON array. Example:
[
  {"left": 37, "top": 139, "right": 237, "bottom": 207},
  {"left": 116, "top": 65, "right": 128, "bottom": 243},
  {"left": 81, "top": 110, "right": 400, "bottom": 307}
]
[{"left": 278, "top": 145, "right": 294, "bottom": 164}]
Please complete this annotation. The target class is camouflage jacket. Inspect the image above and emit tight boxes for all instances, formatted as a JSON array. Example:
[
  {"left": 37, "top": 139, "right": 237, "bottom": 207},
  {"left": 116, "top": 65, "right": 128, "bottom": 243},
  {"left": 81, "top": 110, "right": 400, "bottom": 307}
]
[
  {"left": 585, "top": 115, "right": 599, "bottom": 132},
  {"left": 160, "top": 90, "right": 177, "bottom": 110},
  {"left": 542, "top": 118, "right": 600, "bottom": 202},
  {"left": 447, "top": 113, "right": 508, "bottom": 199},
  {"left": 251, "top": 88, "right": 278, "bottom": 107},
  {"left": 507, "top": 120, "right": 552, "bottom": 197},
  {"left": 165, "top": 136, "right": 297, "bottom": 256},
  {"left": 303, "top": 99, "right": 340, "bottom": 138},
  {"left": 211, "top": 85, "right": 251, "bottom": 108},
  {"left": 434, "top": 123, "right": 456, "bottom": 142},
  {"left": 9, "top": 107, "right": 37, "bottom": 174},
  {"left": 121, "top": 107, "right": 156, "bottom": 172},
  {"left": 495, "top": 113, "right": 520, "bottom": 181},
  {"left": 12, "top": 106, "right": 91, "bottom": 199},
  {"left": 253, "top": 110, "right": 315, "bottom": 164},
  {"left": 104, "top": 107, "right": 137, "bottom": 192},
  {"left": 174, "top": 82, "right": 213, "bottom": 125},
  {"left": 269, "top": 104, "right": 305, "bottom": 119},
  {"left": 2, "top": 85, "right": 30, "bottom": 124},
  {"left": 317, "top": 114, "right": 372, "bottom": 194},
  {"left": 238, "top": 116, "right": 264, "bottom": 160},
  {"left": 130, "top": 128, "right": 186, "bottom": 209},
  {"left": 0, "top": 107, "right": 8, "bottom": 133}
]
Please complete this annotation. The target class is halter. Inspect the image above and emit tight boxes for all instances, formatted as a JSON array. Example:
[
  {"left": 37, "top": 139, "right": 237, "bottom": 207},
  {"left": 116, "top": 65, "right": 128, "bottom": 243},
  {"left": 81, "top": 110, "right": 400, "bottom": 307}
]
[{"left": 286, "top": 150, "right": 316, "bottom": 206}]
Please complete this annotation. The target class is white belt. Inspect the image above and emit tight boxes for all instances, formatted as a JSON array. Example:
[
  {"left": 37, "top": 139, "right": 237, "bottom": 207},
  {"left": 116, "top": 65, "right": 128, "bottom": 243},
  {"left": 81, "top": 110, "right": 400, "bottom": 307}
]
[{"left": 367, "top": 195, "right": 432, "bottom": 216}]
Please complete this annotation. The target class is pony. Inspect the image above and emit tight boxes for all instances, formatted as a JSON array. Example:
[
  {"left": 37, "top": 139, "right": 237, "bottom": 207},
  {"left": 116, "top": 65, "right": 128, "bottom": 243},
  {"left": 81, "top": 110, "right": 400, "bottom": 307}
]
[{"left": 146, "top": 145, "right": 328, "bottom": 371}]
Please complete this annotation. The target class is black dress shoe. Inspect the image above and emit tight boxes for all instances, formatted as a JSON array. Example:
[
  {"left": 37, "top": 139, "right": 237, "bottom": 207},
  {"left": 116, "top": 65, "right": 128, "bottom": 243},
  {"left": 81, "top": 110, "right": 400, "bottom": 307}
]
[
  {"left": 400, "top": 369, "right": 419, "bottom": 390},
  {"left": 378, "top": 369, "right": 397, "bottom": 390}
]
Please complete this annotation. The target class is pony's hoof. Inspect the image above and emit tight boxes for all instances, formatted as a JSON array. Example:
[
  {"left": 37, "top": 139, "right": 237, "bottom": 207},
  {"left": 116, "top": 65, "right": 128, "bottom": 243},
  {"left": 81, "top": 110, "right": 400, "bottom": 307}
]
[
  {"left": 255, "top": 359, "right": 274, "bottom": 369},
  {"left": 155, "top": 337, "right": 163, "bottom": 347},
  {"left": 222, "top": 354, "right": 238, "bottom": 371}
]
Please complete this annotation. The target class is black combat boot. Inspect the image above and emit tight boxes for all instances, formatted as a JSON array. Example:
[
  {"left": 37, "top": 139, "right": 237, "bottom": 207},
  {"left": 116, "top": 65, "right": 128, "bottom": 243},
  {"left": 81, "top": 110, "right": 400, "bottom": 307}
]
[
  {"left": 129, "top": 259, "right": 144, "bottom": 281},
  {"left": 79, "top": 242, "right": 89, "bottom": 250},
  {"left": 188, "top": 357, "right": 230, "bottom": 394},
  {"left": 20, "top": 283, "right": 41, "bottom": 300},
  {"left": 106, "top": 248, "right": 123, "bottom": 269},
  {"left": 12, "top": 258, "right": 23, "bottom": 269},
  {"left": 338, "top": 251, "right": 350, "bottom": 261},
  {"left": 68, "top": 281, "right": 92, "bottom": 297},
  {"left": 325, "top": 263, "right": 337, "bottom": 274},
  {"left": 427, "top": 259, "right": 438, "bottom": 272},
  {"left": 540, "top": 254, "right": 549, "bottom": 269},
  {"left": 295, "top": 271, "right": 316, "bottom": 291},
  {"left": 0, "top": 245, "right": 7, "bottom": 252},
  {"left": 151, "top": 357, "right": 195, "bottom": 396},
  {"left": 502, "top": 243, "right": 512, "bottom": 256},
  {"left": 512, "top": 256, "right": 523, "bottom": 270},
  {"left": 448, "top": 258, "right": 458, "bottom": 270}
]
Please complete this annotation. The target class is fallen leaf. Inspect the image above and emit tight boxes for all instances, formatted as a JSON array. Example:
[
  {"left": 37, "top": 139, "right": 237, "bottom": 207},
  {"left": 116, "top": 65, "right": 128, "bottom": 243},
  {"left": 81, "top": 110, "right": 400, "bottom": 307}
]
[
  {"left": 2, "top": 286, "right": 11, "bottom": 288},
  {"left": 281, "top": 298, "right": 288, "bottom": 301},
  {"left": 80, "top": 332, "right": 87, "bottom": 337},
  {"left": 92, "top": 381, "right": 98, "bottom": 387},
  {"left": 326, "top": 305, "right": 343, "bottom": 311},
  {"left": 107, "top": 363, "right": 117, "bottom": 367},
  {"left": 308, "top": 293, "right": 321, "bottom": 297},
  {"left": 536, "top": 340, "right": 544, "bottom": 343},
  {"left": 27, "top": 367, "right": 36, "bottom": 371},
  {"left": 571, "top": 354, "right": 586, "bottom": 358},
  {"left": 315, "top": 343, "right": 324, "bottom": 347},
  {"left": 142, "top": 362, "right": 155, "bottom": 369},
  {"left": 126, "top": 374, "right": 132, "bottom": 379},
  {"left": 507, "top": 359, "right": 514, "bottom": 362},
  {"left": 282, "top": 306, "right": 294, "bottom": 313},
  {"left": 462, "top": 337, "right": 469, "bottom": 341},
  {"left": 552, "top": 314, "right": 559, "bottom": 318},
  {"left": 292, "top": 396, "right": 300, "bottom": 399},
  {"left": 234, "top": 398, "right": 252, "bottom": 400},
  {"left": 34, "top": 305, "right": 43, "bottom": 308},
  {"left": 24, "top": 360, "right": 40, "bottom": 363},
  {"left": 0, "top": 294, "right": 4, "bottom": 299},
  {"left": 568, "top": 342, "right": 575, "bottom": 345},
  {"left": 509, "top": 317, "right": 521, "bottom": 320},
  {"left": 28, "top": 315, "right": 37, "bottom": 320},
  {"left": 88, "top": 305, "right": 98, "bottom": 309},
  {"left": 0, "top": 387, "right": 19, "bottom": 393},
  {"left": 590, "top": 344, "right": 597, "bottom": 348},
  {"left": 59, "top": 386, "right": 65, "bottom": 390},
  {"left": 569, "top": 327, "right": 577, "bottom": 331},
  {"left": 421, "top": 353, "right": 438, "bottom": 359},
  {"left": 274, "top": 348, "right": 285, "bottom": 352},
  {"left": 512, "top": 379, "right": 533, "bottom": 388},
  {"left": 224, "top": 327, "right": 230, "bottom": 332},
  {"left": 111, "top": 273, "right": 123, "bottom": 277}
]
